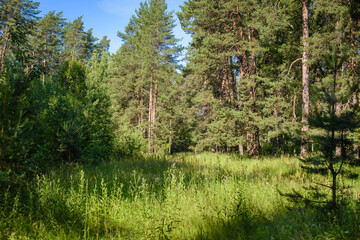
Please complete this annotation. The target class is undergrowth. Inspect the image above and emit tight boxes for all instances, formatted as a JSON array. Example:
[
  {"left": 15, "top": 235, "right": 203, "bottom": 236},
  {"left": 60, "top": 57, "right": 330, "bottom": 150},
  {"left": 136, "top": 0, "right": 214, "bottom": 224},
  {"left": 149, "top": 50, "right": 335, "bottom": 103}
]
[{"left": 0, "top": 153, "right": 359, "bottom": 239}]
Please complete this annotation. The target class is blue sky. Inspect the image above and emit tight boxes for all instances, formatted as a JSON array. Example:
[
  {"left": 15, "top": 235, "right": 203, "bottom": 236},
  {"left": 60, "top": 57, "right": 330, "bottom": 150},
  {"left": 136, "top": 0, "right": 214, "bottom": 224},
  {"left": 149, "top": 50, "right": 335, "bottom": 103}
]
[{"left": 37, "top": 0, "right": 191, "bottom": 54}]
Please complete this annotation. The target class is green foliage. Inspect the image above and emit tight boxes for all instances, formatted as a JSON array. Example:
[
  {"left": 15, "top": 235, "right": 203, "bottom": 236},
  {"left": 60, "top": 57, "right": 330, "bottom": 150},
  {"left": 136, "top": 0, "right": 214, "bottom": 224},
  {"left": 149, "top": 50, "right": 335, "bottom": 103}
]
[
  {"left": 115, "top": 127, "right": 148, "bottom": 156},
  {"left": 82, "top": 52, "right": 114, "bottom": 164},
  {"left": 0, "top": 63, "right": 36, "bottom": 176},
  {"left": 0, "top": 0, "right": 116, "bottom": 184},
  {"left": 1, "top": 56, "right": 114, "bottom": 180},
  {"left": 58, "top": 59, "right": 86, "bottom": 94}
]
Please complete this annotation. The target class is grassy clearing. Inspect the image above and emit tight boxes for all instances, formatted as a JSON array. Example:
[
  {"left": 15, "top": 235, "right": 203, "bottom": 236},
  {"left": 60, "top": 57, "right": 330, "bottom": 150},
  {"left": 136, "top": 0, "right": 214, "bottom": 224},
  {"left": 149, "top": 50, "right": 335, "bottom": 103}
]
[{"left": 1, "top": 153, "right": 359, "bottom": 239}]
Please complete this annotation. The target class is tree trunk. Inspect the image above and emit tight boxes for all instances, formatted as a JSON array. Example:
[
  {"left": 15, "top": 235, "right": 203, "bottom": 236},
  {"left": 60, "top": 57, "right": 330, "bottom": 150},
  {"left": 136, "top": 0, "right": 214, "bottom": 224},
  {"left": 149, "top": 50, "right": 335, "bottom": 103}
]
[
  {"left": 169, "top": 119, "right": 172, "bottom": 155},
  {"left": 247, "top": 132, "right": 259, "bottom": 157},
  {"left": 239, "top": 144, "right": 244, "bottom": 156},
  {"left": 137, "top": 87, "right": 141, "bottom": 125},
  {"left": 152, "top": 82, "right": 158, "bottom": 153},
  {"left": 140, "top": 84, "right": 144, "bottom": 137},
  {"left": 42, "top": 36, "right": 48, "bottom": 85},
  {"left": 148, "top": 79, "right": 153, "bottom": 154},
  {"left": 0, "top": 30, "right": 10, "bottom": 75},
  {"left": 331, "top": 168, "right": 337, "bottom": 211},
  {"left": 300, "top": 0, "right": 310, "bottom": 159},
  {"left": 335, "top": 101, "right": 342, "bottom": 157}
]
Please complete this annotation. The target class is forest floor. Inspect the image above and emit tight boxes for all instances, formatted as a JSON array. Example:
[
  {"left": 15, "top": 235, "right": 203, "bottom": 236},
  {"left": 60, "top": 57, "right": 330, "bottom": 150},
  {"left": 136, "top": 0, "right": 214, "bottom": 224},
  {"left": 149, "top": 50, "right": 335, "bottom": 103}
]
[{"left": 1, "top": 153, "right": 360, "bottom": 239}]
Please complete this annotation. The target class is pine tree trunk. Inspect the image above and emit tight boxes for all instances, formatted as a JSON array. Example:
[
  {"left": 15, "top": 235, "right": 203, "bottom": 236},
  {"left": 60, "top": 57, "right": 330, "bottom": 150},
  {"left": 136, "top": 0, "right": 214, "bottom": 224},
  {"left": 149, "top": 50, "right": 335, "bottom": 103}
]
[
  {"left": 335, "top": 101, "right": 342, "bottom": 157},
  {"left": 332, "top": 171, "right": 337, "bottom": 211},
  {"left": 0, "top": 29, "right": 10, "bottom": 75},
  {"left": 239, "top": 144, "right": 244, "bottom": 156},
  {"left": 354, "top": 145, "right": 359, "bottom": 160},
  {"left": 300, "top": 0, "right": 310, "bottom": 159},
  {"left": 169, "top": 119, "right": 172, "bottom": 155},
  {"left": 152, "top": 82, "right": 158, "bottom": 153},
  {"left": 140, "top": 84, "right": 144, "bottom": 137},
  {"left": 42, "top": 36, "right": 48, "bottom": 85},
  {"left": 330, "top": 65, "right": 338, "bottom": 212},
  {"left": 247, "top": 133, "right": 252, "bottom": 155},
  {"left": 137, "top": 88, "right": 140, "bottom": 125},
  {"left": 148, "top": 79, "right": 153, "bottom": 154}
]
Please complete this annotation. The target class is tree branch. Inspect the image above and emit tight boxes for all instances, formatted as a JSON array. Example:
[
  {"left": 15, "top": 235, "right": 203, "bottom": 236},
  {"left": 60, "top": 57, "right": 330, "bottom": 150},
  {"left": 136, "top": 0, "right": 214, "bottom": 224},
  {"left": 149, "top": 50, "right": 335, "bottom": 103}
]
[
  {"left": 314, "top": 182, "right": 332, "bottom": 189},
  {"left": 285, "top": 58, "right": 302, "bottom": 77}
]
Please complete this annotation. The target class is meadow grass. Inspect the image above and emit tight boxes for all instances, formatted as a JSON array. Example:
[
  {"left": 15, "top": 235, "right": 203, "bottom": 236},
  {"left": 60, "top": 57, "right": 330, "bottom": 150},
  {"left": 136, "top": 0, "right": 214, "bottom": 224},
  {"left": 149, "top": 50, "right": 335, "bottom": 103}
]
[{"left": 0, "top": 153, "right": 359, "bottom": 239}]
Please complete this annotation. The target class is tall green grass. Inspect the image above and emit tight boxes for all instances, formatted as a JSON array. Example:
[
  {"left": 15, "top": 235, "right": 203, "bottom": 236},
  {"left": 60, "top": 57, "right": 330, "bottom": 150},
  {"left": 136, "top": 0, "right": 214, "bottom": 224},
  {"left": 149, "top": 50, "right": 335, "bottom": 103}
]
[{"left": 1, "top": 153, "right": 359, "bottom": 239}]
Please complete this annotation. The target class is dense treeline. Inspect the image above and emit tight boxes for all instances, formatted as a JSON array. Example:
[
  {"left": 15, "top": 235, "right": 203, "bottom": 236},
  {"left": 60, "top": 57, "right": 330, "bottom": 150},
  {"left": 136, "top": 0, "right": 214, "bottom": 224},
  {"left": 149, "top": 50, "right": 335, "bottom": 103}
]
[
  {"left": 0, "top": 0, "right": 113, "bottom": 181},
  {"left": 177, "top": 0, "right": 360, "bottom": 156},
  {"left": 109, "top": 0, "right": 360, "bottom": 158},
  {"left": 1, "top": 0, "right": 359, "bottom": 184}
]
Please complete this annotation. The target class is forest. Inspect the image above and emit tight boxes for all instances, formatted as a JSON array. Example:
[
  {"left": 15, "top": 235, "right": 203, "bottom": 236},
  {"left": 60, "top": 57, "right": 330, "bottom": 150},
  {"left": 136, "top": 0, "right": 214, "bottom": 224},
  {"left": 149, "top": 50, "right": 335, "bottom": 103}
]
[{"left": 0, "top": 0, "right": 360, "bottom": 239}]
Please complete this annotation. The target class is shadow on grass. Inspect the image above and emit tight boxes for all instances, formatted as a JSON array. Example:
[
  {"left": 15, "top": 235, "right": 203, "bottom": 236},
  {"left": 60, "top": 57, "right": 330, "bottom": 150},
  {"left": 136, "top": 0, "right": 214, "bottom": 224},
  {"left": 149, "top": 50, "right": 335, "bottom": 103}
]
[{"left": 194, "top": 199, "right": 360, "bottom": 240}]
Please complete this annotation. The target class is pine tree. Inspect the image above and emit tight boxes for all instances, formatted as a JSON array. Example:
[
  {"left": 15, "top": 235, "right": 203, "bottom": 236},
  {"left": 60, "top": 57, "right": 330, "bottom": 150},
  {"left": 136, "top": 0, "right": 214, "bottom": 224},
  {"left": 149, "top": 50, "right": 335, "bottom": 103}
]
[
  {"left": 0, "top": 0, "right": 39, "bottom": 74},
  {"left": 63, "top": 16, "right": 85, "bottom": 60},
  {"left": 30, "top": 11, "right": 65, "bottom": 84},
  {"left": 108, "top": 0, "right": 181, "bottom": 154},
  {"left": 301, "top": 46, "right": 359, "bottom": 211},
  {"left": 179, "top": 0, "right": 303, "bottom": 155},
  {"left": 63, "top": 16, "right": 99, "bottom": 62},
  {"left": 0, "top": 0, "right": 39, "bottom": 168},
  {"left": 83, "top": 51, "right": 114, "bottom": 163}
]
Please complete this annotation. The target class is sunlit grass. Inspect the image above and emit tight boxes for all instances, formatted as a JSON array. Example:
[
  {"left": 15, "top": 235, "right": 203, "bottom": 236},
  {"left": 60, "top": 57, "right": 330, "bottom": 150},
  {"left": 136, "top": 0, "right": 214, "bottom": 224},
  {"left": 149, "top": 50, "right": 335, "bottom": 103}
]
[{"left": 1, "top": 153, "right": 359, "bottom": 239}]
